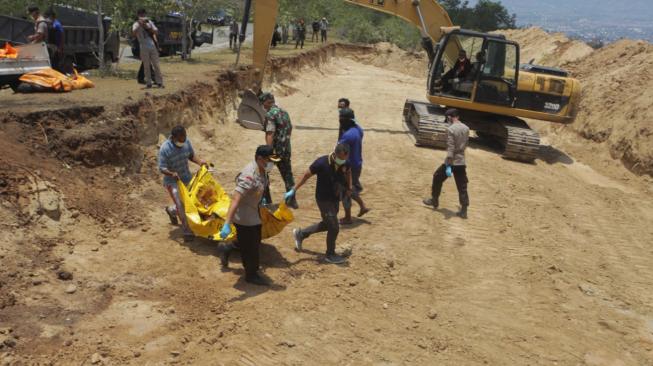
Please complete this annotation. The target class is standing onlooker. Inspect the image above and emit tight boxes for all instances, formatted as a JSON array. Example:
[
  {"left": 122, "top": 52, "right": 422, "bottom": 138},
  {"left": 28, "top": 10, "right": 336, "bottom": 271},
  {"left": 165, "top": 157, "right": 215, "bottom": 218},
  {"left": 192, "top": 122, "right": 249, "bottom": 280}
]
[
  {"left": 229, "top": 20, "right": 239, "bottom": 50},
  {"left": 44, "top": 8, "right": 64, "bottom": 72},
  {"left": 295, "top": 19, "right": 306, "bottom": 49},
  {"left": 132, "top": 8, "right": 163, "bottom": 88},
  {"left": 271, "top": 23, "right": 281, "bottom": 48},
  {"left": 320, "top": 17, "right": 329, "bottom": 43},
  {"left": 423, "top": 108, "right": 470, "bottom": 218},
  {"left": 26, "top": 6, "right": 49, "bottom": 44},
  {"left": 220, "top": 145, "right": 279, "bottom": 286},
  {"left": 337, "top": 108, "right": 370, "bottom": 224},
  {"left": 281, "top": 23, "right": 289, "bottom": 44},
  {"left": 311, "top": 19, "right": 320, "bottom": 42},
  {"left": 260, "top": 93, "right": 298, "bottom": 209},
  {"left": 285, "top": 144, "right": 352, "bottom": 264},
  {"left": 158, "top": 126, "right": 207, "bottom": 242}
]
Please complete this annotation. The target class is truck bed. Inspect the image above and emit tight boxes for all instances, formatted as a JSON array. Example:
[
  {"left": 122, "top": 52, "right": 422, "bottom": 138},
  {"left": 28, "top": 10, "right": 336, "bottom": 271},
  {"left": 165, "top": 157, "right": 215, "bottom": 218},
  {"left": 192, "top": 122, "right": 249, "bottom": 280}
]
[{"left": 0, "top": 43, "right": 51, "bottom": 87}]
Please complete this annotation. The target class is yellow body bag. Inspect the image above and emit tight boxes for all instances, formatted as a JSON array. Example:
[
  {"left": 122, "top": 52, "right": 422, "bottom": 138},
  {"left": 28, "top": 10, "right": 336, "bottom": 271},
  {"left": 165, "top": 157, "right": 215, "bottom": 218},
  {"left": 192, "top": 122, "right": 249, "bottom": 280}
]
[{"left": 178, "top": 166, "right": 293, "bottom": 241}]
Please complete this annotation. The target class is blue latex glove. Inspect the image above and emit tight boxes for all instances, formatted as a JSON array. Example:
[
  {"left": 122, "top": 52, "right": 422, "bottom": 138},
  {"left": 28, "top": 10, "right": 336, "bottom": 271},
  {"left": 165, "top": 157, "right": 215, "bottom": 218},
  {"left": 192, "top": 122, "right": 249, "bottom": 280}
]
[
  {"left": 219, "top": 222, "right": 232, "bottom": 240},
  {"left": 284, "top": 189, "right": 296, "bottom": 202},
  {"left": 445, "top": 165, "right": 453, "bottom": 177}
]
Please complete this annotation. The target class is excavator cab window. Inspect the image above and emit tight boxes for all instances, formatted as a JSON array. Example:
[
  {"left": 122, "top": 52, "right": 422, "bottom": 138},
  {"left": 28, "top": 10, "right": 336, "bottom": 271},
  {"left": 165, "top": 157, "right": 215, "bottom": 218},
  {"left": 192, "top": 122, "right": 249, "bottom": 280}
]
[
  {"left": 431, "top": 33, "right": 484, "bottom": 100},
  {"left": 475, "top": 40, "right": 519, "bottom": 107}
]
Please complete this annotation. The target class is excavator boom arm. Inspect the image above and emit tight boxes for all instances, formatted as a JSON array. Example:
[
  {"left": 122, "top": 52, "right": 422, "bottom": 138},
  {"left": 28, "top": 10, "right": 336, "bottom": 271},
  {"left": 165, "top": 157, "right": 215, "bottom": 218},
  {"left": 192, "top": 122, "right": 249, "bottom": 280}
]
[
  {"left": 249, "top": 0, "right": 454, "bottom": 81},
  {"left": 344, "top": 0, "right": 453, "bottom": 43}
]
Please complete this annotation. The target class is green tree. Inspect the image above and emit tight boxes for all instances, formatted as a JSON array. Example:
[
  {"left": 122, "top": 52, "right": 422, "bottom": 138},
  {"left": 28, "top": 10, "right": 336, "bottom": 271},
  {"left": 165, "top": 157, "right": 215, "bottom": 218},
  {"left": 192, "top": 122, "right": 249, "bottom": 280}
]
[
  {"left": 440, "top": 0, "right": 516, "bottom": 31},
  {"left": 470, "top": 0, "right": 516, "bottom": 31}
]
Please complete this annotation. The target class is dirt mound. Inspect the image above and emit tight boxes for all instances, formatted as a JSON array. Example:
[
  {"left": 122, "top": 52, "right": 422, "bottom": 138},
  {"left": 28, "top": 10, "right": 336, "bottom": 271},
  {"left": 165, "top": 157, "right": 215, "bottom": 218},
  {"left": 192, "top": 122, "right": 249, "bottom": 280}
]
[
  {"left": 496, "top": 28, "right": 653, "bottom": 176},
  {"left": 351, "top": 42, "right": 428, "bottom": 78},
  {"left": 566, "top": 39, "right": 653, "bottom": 175},
  {"left": 496, "top": 27, "right": 594, "bottom": 67}
]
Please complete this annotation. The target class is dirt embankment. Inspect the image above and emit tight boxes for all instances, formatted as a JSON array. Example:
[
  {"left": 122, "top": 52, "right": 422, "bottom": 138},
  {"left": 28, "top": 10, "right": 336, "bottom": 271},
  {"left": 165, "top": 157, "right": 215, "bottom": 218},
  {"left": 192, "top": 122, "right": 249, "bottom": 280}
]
[
  {"left": 499, "top": 27, "right": 653, "bottom": 176},
  {"left": 0, "top": 44, "right": 377, "bottom": 363},
  {"left": 497, "top": 27, "right": 594, "bottom": 67},
  {"left": 566, "top": 40, "right": 653, "bottom": 176}
]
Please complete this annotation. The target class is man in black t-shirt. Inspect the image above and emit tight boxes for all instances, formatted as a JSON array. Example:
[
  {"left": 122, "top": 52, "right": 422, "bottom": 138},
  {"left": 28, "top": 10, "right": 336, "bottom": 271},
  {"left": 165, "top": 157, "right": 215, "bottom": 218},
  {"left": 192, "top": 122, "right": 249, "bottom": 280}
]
[{"left": 284, "top": 144, "right": 352, "bottom": 264}]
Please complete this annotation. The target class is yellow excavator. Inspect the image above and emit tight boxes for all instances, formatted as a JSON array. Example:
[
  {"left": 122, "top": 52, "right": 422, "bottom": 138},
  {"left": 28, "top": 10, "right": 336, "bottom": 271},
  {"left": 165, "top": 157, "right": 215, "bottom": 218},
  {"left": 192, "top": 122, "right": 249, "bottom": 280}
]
[{"left": 236, "top": 0, "right": 581, "bottom": 162}]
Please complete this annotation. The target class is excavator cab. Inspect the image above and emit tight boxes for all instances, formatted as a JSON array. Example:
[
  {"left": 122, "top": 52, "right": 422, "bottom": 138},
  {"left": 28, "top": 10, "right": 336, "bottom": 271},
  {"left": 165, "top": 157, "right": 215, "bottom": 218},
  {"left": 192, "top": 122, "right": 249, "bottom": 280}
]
[{"left": 429, "top": 29, "right": 519, "bottom": 108}]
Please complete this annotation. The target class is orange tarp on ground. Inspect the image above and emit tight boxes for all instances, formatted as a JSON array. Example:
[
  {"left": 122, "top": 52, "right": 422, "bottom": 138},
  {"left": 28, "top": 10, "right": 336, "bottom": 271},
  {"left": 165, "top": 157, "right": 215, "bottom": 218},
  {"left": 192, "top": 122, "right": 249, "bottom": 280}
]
[
  {"left": 18, "top": 68, "right": 94, "bottom": 92},
  {"left": 0, "top": 43, "right": 18, "bottom": 58}
]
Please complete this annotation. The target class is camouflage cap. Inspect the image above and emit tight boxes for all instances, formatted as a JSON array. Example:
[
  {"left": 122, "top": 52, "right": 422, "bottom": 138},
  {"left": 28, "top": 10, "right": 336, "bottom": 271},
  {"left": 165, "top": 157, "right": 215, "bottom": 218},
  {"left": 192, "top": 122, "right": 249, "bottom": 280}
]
[{"left": 259, "top": 92, "right": 274, "bottom": 104}]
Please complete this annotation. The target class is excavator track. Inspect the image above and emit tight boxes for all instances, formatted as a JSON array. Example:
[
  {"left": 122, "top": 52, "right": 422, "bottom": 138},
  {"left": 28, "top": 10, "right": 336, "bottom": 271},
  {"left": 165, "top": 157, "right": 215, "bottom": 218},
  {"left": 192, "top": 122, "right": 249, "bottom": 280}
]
[
  {"left": 403, "top": 100, "right": 448, "bottom": 148},
  {"left": 403, "top": 100, "right": 541, "bottom": 163},
  {"left": 500, "top": 120, "right": 541, "bottom": 163}
]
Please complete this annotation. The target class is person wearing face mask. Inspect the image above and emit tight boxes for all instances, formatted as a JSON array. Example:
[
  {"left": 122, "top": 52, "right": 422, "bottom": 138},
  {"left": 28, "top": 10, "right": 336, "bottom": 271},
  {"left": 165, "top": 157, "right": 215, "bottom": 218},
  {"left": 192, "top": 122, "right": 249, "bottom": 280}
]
[
  {"left": 219, "top": 145, "right": 279, "bottom": 286},
  {"left": 158, "top": 125, "right": 207, "bottom": 242},
  {"left": 337, "top": 108, "right": 370, "bottom": 224},
  {"left": 260, "top": 92, "right": 298, "bottom": 209},
  {"left": 423, "top": 108, "right": 470, "bottom": 218},
  {"left": 284, "top": 144, "right": 352, "bottom": 264}
]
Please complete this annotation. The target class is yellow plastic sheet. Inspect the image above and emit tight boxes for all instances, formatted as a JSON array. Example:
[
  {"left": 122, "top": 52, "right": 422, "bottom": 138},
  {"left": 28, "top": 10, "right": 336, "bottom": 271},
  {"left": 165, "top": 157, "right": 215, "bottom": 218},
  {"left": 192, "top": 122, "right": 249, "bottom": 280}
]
[
  {"left": 0, "top": 43, "right": 18, "bottom": 58},
  {"left": 178, "top": 165, "right": 294, "bottom": 241},
  {"left": 19, "top": 68, "right": 94, "bottom": 92}
]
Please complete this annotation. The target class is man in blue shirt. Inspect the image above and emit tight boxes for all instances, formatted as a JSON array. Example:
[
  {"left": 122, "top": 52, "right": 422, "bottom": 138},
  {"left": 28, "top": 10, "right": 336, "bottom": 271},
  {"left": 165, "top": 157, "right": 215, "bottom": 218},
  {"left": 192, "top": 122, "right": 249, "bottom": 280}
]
[
  {"left": 158, "top": 125, "right": 207, "bottom": 242},
  {"left": 337, "top": 108, "right": 370, "bottom": 224},
  {"left": 44, "top": 8, "right": 64, "bottom": 72}
]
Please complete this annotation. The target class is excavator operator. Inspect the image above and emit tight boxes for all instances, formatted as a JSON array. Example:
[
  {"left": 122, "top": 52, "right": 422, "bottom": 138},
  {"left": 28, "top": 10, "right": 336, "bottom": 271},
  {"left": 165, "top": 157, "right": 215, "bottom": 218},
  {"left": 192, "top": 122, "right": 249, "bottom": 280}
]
[{"left": 437, "top": 49, "right": 472, "bottom": 92}]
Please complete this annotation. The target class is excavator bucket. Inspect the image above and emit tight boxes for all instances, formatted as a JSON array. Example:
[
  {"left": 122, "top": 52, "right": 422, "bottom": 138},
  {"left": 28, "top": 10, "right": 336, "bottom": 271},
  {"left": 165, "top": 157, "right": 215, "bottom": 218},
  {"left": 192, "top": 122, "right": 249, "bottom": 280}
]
[{"left": 237, "top": 89, "right": 266, "bottom": 130}]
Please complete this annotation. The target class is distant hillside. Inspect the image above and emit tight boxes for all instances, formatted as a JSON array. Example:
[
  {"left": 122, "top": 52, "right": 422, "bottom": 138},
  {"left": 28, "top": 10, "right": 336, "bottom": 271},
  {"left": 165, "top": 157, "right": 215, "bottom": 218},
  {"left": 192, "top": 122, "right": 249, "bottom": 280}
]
[{"left": 468, "top": 0, "right": 653, "bottom": 41}]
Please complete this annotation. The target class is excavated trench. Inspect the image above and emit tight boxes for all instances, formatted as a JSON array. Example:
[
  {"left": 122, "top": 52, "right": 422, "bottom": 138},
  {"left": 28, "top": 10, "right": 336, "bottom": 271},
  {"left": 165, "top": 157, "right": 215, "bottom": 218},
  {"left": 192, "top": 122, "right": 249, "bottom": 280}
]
[{"left": 2, "top": 41, "right": 653, "bottom": 365}]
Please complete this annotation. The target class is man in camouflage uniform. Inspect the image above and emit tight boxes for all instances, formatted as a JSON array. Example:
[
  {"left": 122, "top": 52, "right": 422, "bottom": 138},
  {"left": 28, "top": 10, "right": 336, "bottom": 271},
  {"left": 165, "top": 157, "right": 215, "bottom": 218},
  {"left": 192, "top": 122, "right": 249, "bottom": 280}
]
[{"left": 260, "top": 93, "right": 298, "bottom": 209}]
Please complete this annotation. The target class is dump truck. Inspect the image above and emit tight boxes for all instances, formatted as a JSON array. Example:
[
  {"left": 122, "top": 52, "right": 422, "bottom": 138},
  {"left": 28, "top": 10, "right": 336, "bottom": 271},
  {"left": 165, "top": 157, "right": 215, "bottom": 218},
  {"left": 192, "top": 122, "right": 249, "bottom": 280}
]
[
  {"left": 0, "top": 42, "right": 51, "bottom": 90},
  {"left": 0, "top": 6, "right": 119, "bottom": 71},
  {"left": 129, "top": 14, "right": 214, "bottom": 58}
]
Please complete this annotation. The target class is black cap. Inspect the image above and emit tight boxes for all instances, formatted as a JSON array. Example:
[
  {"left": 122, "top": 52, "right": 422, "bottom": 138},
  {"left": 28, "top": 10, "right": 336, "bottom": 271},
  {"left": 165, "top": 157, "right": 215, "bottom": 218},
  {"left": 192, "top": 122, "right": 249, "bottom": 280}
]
[
  {"left": 255, "top": 145, "right": 281, "bottom": 162},
  {"left": 339, "top": 108, "right": 355, "bottom": 120},
  {"left": 445, "top": 108, "right": 459, "bottom": 118},
  {"left": 27, "top": 5, "right": 39, "bottom": 13}
]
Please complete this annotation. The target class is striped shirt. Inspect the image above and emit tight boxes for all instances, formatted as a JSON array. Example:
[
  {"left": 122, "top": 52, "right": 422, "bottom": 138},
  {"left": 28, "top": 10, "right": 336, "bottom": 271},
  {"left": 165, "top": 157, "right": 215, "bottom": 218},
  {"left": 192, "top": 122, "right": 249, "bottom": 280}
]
[{"left": 158, "top": 138, "right": 195, "bottom": 186}]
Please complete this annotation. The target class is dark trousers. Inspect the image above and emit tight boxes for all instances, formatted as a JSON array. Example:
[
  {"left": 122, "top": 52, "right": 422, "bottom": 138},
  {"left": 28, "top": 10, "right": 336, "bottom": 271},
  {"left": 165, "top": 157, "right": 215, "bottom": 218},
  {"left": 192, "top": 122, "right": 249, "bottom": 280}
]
[
  {"left": 431, "top": 164, "right": 469, "bottom": 207},
  {"left": 298, "top": 200, "right": 339, "bottom": 255},
  {"left": 312, "top": 30, "right": 319, "bottom": 42},
  {"left": 234, "top": 224, "right": 262, "bottom": 279},
  {"left": 342, "top": 166, "right": 363, "bottom": 210},
  {"left": 229, "top": 33, "right": 237, "bottom": 49},
  {"left": 277, "top": 155, "right": 295, "bottom": 192},
  {"left": 262, "top": 155, "right": 294, "bottom": 204},
  {"left": 321, "top": 30, "right": 327, "bottom": 42},
  {"left": 295, "top": 36, "right": 304, "bottom": 49}
]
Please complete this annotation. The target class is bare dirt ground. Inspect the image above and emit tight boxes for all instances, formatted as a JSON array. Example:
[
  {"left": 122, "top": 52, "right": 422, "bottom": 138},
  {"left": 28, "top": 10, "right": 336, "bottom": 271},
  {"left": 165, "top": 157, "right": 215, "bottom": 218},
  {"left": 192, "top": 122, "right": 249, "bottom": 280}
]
[{"left": 2, "top": 43, "right": 653, "bottom": 365}]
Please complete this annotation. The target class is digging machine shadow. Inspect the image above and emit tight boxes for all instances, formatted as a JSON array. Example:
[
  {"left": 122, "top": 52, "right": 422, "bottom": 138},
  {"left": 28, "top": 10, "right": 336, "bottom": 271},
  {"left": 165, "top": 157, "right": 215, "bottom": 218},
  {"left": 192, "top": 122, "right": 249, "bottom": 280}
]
[{"left": 436, "top": 136, "right": 574, "bottom": 165}]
